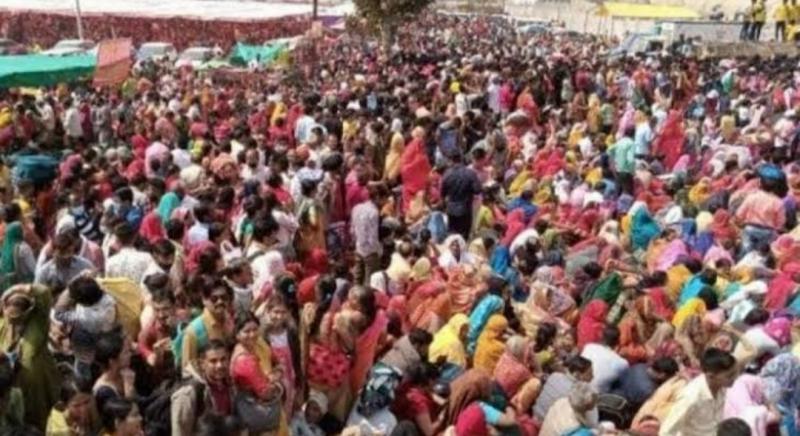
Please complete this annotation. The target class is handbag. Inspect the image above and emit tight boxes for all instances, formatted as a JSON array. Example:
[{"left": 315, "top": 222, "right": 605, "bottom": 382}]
[{"left": 234, "top": 392, "right": 282, "bottom": 433}]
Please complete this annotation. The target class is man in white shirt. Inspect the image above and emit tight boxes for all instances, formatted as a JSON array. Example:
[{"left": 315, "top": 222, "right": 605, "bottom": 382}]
[
  {"left": 62, "top": 98, "right": 83, "bottom": 141},
  {"left": 660, "top": 348, "right": 737, "bottom": 436},
  {"left": 294, "top": 106, "right": 317, "bottom": 145},
  {"left": 580, "top": 325, "right": 629, "bottom": 393},
  {"left": 186, "top": 204, "right": 212, "bottom": 247},
  {"left": 246, "top": 219, "right": 285, "bottom": 295},
  {"left": 106, "top": 223, "right": 154, "bottom": 284}
]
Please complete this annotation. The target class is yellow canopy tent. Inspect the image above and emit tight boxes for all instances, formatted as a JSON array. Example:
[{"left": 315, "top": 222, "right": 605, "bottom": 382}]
[{"left": 596, "top": 2, "right": 701, "bottom": 20}]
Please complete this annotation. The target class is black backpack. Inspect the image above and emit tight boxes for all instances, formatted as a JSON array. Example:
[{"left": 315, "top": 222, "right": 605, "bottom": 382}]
[
  {"left": 142, "top": 378, "right": 206, "bottom": 436},
  {"left": 597, "top": 393, "right": 631, "bottom": 430}
]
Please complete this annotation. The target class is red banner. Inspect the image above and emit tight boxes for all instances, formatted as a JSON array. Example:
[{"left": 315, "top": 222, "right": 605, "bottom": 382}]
[{"left": 93, "top": 38, "right": 133, "bottom": 88}]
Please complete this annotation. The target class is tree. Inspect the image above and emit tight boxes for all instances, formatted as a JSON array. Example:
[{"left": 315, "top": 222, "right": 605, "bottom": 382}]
[{"left": 353, "top": 0, "right": 434, "bottom": 49}]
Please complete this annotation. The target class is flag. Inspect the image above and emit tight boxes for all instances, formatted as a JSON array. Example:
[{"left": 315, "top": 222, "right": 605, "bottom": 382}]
[{"left": 93, "top": 38, "right": 132, "bottom": 87}]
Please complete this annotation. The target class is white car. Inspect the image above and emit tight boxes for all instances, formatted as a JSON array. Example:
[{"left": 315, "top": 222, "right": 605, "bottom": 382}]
[
  {"left": 175, "top": 47, "right": 214, "bottom": 69},
  {"left": 41, "top": 39, "right": 96, "bottom": 56},
  {"left": 137, "top": 42, "right": 177, "bottom": 62}
]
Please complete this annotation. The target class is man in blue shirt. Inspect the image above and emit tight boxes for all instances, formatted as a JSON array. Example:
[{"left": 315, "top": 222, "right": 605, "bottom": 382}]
[{"left": 612, "top": 126, "right": 636, "bottom": 195}]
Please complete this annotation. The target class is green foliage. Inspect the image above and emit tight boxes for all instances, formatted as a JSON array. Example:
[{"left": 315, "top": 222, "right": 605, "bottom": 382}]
[{"left": 353, "top": 0, "right": 434, "bottom": 25}]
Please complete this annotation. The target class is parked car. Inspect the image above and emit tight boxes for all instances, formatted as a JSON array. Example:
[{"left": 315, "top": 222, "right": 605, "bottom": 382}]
[
  {"left": 137, "top": 42, "right": 177, "bottom": 62},
  {"left": 175, "top": 46, "right": 215, "bottom": 69},
  {"left": 0, "top": 38, "right": 27, "bottom": 55},
  {"left": 41, "top": 39, "right": 96, "bottom": 56}
]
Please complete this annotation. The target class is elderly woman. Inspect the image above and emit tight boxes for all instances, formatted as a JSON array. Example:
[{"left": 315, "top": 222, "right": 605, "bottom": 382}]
[{"left": 539, "top": 381, "right": 600, "bottom": 435}]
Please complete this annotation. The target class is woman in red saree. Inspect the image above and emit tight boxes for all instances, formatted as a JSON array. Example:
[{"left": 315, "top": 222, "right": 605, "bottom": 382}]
[
  {"left": 349, "top": 287, "right": 389, "bottom": 395},
  {"left": 576, "top": 299, "right": 609, "bottom": 350},
  {"left": 653, "top": 110, "right": 685, "bottom": 171},
  {"left": 400, "top": 127, "right": 431, "bottom": 211},
  {"left": 617, "top": 295, "right": 660, "bottom": 364}
]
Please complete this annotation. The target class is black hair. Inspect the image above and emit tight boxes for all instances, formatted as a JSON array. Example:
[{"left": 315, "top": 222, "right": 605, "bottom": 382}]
[
  {"left": 208, "top": 222, "right": 227, "bottom": 241},
  {"left": 405, "top": 361, "right": 438, "bottom": 386},
  {"left": 743, "top": 308, "right": 770, "bottom": 326},
  {"left": 252, "top": 216, "right": 279, "bottom": 242},
  {"left": 700, "top": 347, "right": 736, "bottom": 374},
  {"left": 195, "top": 413, "right": 244, "bottom": 436},
  {"left": 114, "top": 187, "right": 134, "bottom": 203},
  {"left": 165, "top": 219, "right": 185, "bottom": 241},
  {"left": 716, "top": 418, "right": 752, "bottom": 436},
  {"left": 197, "top": 246, "right": 222, "bottom": 275},
  {"left": 301, "top": 179, "right": 318, "bottom": 197},
  {"left": 94, "top": 327, "right": 125, "bottom": 369},
  {"left": 534, "top": 322, "right": 557, "bottom": 352},
  {"left": 697, "top": 286, "right": 719, "bottom": 311},
  {"left": 408, "top": 328, "right": 434, "bottom": 348},
  {"left": 101, "top": 397, "right": 136, "bottom": 433},
  {"left": 582, "top": 262, "right": 603, "bottom": 279},
  {"left": 114, "top": 222, "right": 137, "bottom": 245},
  {"left": 68, "top": 277, "right": 105, "bottom": 306},
  {"left": 199, "top": 339, "right": 230, "bottom": 359},
  {"left": 151, "top": 238, "right": 176, "bottom": 257},
  {"left": 310, "top": 275, "right": 337, "bottom": 337},
  {"left": 602, "top": 325, "right": 620, "bottom": 348},
  {"left": 149, "top": 286, "right": 176, "bottom": 306},
  {"left": 700, "top": 268, "right": 718, "bottom": 285},
  {"left": 3, "top": 203, "right": 21, "bottom": 224},
  {"left": 193, "top": 203, "right": 211, "bottom": 223},
  {"left": 201, "top": 278, "right": 232, "bottom": 301},
  {"left": 235, "top": 312, "right": 260, "bottom": 334},
  {"left": 565, "top": 355, "right": 592, "bottom": 375},
  {"left": 652, "top": 357, "right": 680, "bottom": 378}
]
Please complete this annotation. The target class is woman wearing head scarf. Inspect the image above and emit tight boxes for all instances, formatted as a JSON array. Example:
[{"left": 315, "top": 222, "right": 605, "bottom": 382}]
[
  {"left": 0, "top": 284, "right": 60, "bottom": 430},
  {"left": 473, "top": 314, "right": 508, "bottom": 373},
  {"left": 466, "top": 294, "right": 504, "bottom": 354},
  {"left": 760, "top": 353, "right": 800, "bottom": 435},
  {"left": 439, "top": 369, "right": 515, "bottom": 433},
  {"left": 628, "top": 203, "right": 661, "bottom": 252},
  {"left": 673, "top": 313, "right": 707, "bottom": 369},
  {"left": 576, "top": 300, "right": 608, "bottom": 350},
  {"left": 438, "top": 234, "right": 475, "bottom": 271},
  {"left": 400, "top": 127, "right": 431, "bottom": 211},
  {"left": 157, "top": 191, "right": 182, "bottom": 226},
  {"left": 539, "top": 381, "right": 599, "bottom": 436},
  {"left": 618, "top": 295, "right": 661, "bottom": 364},
  {"left": 428, "top": 313, "right": 469, "bottom": 367},
  {"left": 1, "top": 222, "right": 36, "bottom": 291},
  {"left": 493, "top": 335, "right": 535, "bottom": 400},
  {"left": 383, "top": 124, "right": 405, "bottom": 183},
  {"left": 723, "top": 374, "right": 771, "bottom": 436},
  {"left": 765, "top": 262, "right": 800, "bottom": 311},
  {"left": 138, "top": 210, "right": 165, "bottom": 245}
]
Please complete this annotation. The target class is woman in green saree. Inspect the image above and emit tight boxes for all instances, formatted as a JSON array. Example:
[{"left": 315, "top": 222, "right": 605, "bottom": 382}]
[{"left": 0, "top": 284, "right": 60, "bottom": 430}]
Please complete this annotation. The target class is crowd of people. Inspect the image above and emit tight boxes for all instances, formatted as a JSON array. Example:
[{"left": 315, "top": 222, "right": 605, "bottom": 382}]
[
  {"left": 0, "top": 11, "right": 309, "bottom": 51},
  {"left": 3, "top": 10, "right": 800, "bottom": 436}
]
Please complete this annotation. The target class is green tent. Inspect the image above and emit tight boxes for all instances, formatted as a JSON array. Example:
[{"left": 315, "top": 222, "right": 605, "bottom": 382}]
[
  {"left": 229, "top": 42, "right": 287, "bottom": 67},
  {"left": 0, "top": 54, "right": 96, "bottom": 88}
]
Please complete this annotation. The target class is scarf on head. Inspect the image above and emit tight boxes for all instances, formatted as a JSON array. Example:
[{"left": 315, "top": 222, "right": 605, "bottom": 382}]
[{"left": 0, "top": 222, "right": 24, "bottom": 290}]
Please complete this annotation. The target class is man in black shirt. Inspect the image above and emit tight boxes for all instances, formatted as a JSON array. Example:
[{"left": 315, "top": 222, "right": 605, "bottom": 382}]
[{"left": 440, "top": 153, "right": 481, "bottom": 239}]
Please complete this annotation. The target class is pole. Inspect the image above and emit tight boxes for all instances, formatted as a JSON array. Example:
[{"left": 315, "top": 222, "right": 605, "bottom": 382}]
[
  {"left": 75, "top": 0, "right": 84, "bottom": 40},
  {"left": 312, "top": 0, "right": 318, "bottom": 20}
]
